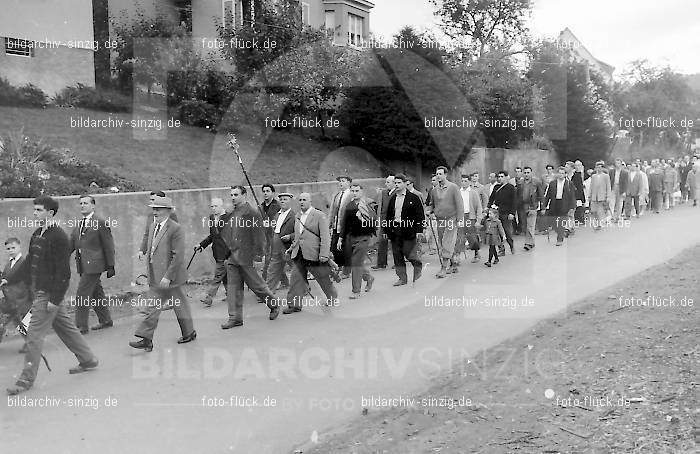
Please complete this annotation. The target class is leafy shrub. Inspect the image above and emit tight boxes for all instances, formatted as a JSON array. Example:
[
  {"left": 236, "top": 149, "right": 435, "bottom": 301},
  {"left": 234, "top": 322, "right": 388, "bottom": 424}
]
[
  {"left": 0, "top": 131, "right": 141, "bottom": 197},
  {"left": 53, "top": 84, "right": 131, "bottom": 112},
  {"left": 0, "top": 77, "right": 49, "bottom": 107},
  {"left": 175, "top": 100, "right": 222, "bottom": 128}
]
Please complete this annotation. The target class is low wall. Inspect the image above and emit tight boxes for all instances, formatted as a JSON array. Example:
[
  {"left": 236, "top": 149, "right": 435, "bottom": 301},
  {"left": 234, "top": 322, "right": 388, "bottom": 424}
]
[
  {"left": 0, "top": 178, "right": 384, "bottom": 297},
  {"left": 458, "top": 147, "right": 559, "bottom": 179}
]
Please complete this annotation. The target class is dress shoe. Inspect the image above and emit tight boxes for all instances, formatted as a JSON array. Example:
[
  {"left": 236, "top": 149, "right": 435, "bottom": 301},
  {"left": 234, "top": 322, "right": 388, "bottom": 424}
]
[
  {"left": 91, "top": 321, "right": 113, "bottom": 331},
  {"left": 371, "top": 265, "right": 386, "bottom": 270},
  {"left": 221, "top": 320, "right": 243, "bottom": 329},
  {"left": 129, "top": 338, "right": 153, "bottom": 352},
  {"left": 69, "top": 358, "right": 99, "bottom": 374},
  {"left": 177, "top": 331, "right": 197, "bottom": 344},
  {"left": 392, "top": 280, "right": 407, "bottom": 287},
  {"left": 413, "top": 267, "right": 422, "bottom": 282},
  {"left": 201, "top": 298, "right": 213, "bottom": 307},
  {"left": 6, "top": 380, "right": 31, "bottom": 396},
  {"left": 493, "top": 259, "right": 500, "bottom": 265},
  {"left": 79, "top": 329, "right": 89, "bottom": 335},
  {"left": 349, "top": 292, "right": 362, "bottom": 299},
  {"left": 484, "top": 261, "right": 492, "bottom": 267},
  {"left": 283, "top": 306, "right": 302, "bottom": 314},
  {"left": 435, "top": 267, "right": 446, "bottom": 279},
  {"left": 364, "top": 275, "right": 375, "bottom": 292},
  {"left": 269, "top": 307, "right": 280, "bottom": 320}
]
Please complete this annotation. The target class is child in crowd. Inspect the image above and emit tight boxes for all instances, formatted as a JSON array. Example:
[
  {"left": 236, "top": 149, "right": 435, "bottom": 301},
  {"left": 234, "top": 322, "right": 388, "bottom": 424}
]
[{"left": 481, "top": 206, "right": 506, "bottom": 267}]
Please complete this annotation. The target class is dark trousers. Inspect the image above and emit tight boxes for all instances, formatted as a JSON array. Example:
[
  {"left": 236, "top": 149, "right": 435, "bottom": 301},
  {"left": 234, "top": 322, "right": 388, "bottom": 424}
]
[
  {"left": 17, "top": 291, "right": 95, "bottom": 388},
  {"left": 498, "top": 215, "right": 514, "bottom": 252},
  {"left": 331, "top": 231, "right": 351, "bottom": 273},
  {"left": 266, "top": 248, "right": 292, "bottom": 292},
  {"left": 375, "top": 235, "right": 389, "bottom": 268},
  {"left": 74, "top": 272, "right": 112, "bottom": 331},
  {"left": 650, "top": 191, "right": 663, "bottom": 212},
  {"left": 390, "top": 234, "right": 422, "bottom": 282},
  {"left": 349, "top": 235, "right": 372, "bottom": 293},
  {"left": 287, "top": 253, "right": 338, "bottom": 309},
  {"left": 488, "top": 245, "right": 498, "bottom": 262},
  {"left": 263, "top": 233, "right": 288, "bottom": 286},
  {"left": 134, "top": 285, "right": 194, "bottom": 340},
  {"left": 624, "top": 195, "right": 640, "bottom": 218},
  {"left": 204, "top": 260, "right": 228, "bottom": 302},
  {"left": 226, "top": 263, "right": 275, "bottom": 323},
  {"left": 574, "top": 205, "right": 586, "bottom": 224}
]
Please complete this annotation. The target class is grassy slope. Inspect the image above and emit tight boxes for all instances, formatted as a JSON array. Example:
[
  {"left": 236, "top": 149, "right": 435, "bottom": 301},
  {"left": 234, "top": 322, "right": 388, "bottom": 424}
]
[{"left": 0, "top": 106, "right": 383, "bottom": 190}]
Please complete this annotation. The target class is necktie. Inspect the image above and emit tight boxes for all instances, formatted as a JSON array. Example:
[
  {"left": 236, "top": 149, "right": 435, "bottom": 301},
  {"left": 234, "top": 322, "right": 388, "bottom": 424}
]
[
  {"left": 154, "top": 222, "right": 161, "bottom": 240},
  {"left": 80, "top": 217, "right": 88, "bottom": 236}
]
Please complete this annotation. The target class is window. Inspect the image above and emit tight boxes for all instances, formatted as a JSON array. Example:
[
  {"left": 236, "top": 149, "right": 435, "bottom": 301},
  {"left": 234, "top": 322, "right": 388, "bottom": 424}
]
[
  {"left": 301, "top": 2, "right": 310, "bottom": 26},
  {"left": 4, "top": 37, "right": 34, "bottom": 57},
  {"left": 347, "top": 13, "right": 364, "bottom": 46},
  {"left": 324, "top": 10, "right": 335, "bottom": 36},
  {"left": 222, "top": 0, "right": 244, "bottom": 29}
]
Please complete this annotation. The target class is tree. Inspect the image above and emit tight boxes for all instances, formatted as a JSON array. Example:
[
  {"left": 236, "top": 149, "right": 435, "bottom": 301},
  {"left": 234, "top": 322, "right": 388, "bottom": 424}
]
[
  {"left": 431, "top": 0, "right": 532, "bottom": 58},
  {"left": 528, "top": 42, "right": 612, "bottom": 166}
]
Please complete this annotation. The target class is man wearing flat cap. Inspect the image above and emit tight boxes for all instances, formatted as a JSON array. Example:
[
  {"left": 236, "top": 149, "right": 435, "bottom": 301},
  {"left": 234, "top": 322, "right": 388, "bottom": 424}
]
[
  {"left": 129, "top": 196, "right": 196, "bottom": 351},
  {"left": 265, "top": 192, "right": 296, "bottom": 294}
]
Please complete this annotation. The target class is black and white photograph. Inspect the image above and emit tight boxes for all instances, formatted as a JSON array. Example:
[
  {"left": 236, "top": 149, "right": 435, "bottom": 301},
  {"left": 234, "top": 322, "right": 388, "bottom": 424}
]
[{"left": 0, "top": 0, "right": 698, "bottom": 452}]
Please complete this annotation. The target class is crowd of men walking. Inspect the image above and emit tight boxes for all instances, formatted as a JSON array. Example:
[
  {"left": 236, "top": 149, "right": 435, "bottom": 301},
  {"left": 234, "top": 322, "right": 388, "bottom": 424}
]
[{"left": 1, "top": 154, "right": 698, "bottom": 395}]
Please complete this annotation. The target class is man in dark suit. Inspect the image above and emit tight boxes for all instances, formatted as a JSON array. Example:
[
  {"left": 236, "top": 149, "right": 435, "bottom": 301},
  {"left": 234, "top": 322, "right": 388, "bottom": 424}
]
[
  {"left": 488, "top": 171, "right": 517, "bottom": 255},
  {"left": 284, "top": 192, "right": 338, "bottom": 313},
  {"left": 373, "top": 175, "right": 395, "bottom": 270},
  {"left": 70, "top": 195, "right": 115, "bottom": 334},
  {"left": 0, "top": 238, "right": 31, "bottom": 344},
  {"left": 329, "top": 176, "right": 353, "bottom": 277},
  {"left": 265, "top": 192, "right": 296, "bottom": 293},
  {"left": 129, "top": 196, "right": 196, "bottom": 352},
  {"left": 220, "top": 185, "right": 278, "bottom": 328},
  {"left": 7, "top": 196, "right": 98, "bottom": 396},
  {"left": 572, "top": 161, "right": 587, "bottom": 225},
  {"left": 543, "top": 166, "right": 577, "bottom": 246},
  {"left": 385, "top": 174, "right": 425, "bottom": 286},
  {"left": 610, "top": 158, "right": 629, "bottom": 221},
  {"left": 195, "top": 197, "right": 230, "bottom": 307}
]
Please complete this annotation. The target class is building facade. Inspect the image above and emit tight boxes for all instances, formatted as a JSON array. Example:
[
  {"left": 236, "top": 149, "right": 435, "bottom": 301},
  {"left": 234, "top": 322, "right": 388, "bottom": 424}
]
[{"left": 0, "top": 0, "right": 373, "bottom": 96}]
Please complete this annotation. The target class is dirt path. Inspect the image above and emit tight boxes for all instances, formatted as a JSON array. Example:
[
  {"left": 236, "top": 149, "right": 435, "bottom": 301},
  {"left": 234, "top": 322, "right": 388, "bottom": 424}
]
[{"left": 300, "top": 247, "right": 700, "bottom": 454}]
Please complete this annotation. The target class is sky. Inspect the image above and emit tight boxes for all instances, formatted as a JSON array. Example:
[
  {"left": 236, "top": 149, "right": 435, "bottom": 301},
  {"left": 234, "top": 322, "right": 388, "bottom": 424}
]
[{"left": 371, "top": 0, "right": 700, "bottom": 75}]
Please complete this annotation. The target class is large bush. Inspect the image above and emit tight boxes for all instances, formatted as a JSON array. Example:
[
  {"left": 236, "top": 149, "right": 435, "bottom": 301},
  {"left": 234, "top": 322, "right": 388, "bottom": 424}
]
[
  {"left": 0, "top": 77, "right": 49, "bottom": 108},
  {"left": 0, "top": 131, "right": 141, "bottom": 197},
  {"left": 53, "top": 84, "right": 131, "bottom": 112}
]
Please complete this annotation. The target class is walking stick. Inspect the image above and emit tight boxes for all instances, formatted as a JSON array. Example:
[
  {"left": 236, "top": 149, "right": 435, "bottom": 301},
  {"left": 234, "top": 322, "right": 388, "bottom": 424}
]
[
  {"left": 427, "top": 214, "right": 443, "bottom": 261},
  {"left": 186, "top": 249, "right": 198, "bottom": 270},
  {"left": 227, "top": 133, "right": 266, "bottom": 218}
]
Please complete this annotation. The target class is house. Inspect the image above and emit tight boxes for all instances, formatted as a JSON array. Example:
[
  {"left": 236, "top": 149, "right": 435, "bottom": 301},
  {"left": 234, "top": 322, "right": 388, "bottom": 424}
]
[
  {"left": 0, "top": 0, "right": 374, "bottom": 96},
  {"left": 0, "top": 0, "right": 102, "bottom": 96},
  {"left": 558, "top": 28, "right": 614, "bottom": 85}
]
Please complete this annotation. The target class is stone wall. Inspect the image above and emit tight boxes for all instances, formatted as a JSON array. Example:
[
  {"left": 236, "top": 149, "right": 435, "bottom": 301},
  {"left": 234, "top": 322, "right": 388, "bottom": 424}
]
[{"left": 0, "top": 178, "right": 384, "bottom": 297}]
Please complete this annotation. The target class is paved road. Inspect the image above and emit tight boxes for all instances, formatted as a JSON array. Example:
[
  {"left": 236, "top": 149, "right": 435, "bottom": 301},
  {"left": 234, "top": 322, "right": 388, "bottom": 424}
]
[{"left": 2, "top": 207, "right": 699, "bottom": 454}]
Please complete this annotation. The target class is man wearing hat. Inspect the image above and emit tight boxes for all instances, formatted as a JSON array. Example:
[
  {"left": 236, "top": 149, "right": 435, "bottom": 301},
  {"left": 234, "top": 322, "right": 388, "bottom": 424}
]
[
  {"left": 265, "top": 192, "right": 296, "bottom": 293},
  {"left": 138, "top": 190, "right": 177, "bottom": 261},
  {"left": 329, "top": 176, "right": 353, "bottom": 278},
  {"left": 129, "top": 196, "right": 196, "bottom": 351}
]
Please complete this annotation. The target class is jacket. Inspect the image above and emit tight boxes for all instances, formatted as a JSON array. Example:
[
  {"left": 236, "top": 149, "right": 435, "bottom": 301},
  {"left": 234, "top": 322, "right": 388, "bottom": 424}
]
[
  {"left": 1, "top": 255, "right": 30, "bottom": 312},
  {"left": 288, "top": 207, "right": 331, "bottom": 262},
  {"left": 384, "top": 191, "right": 425, "bottom": 239},
  {"left": 70, "top": 213, "right": 115, "bottom": 275},
  {"left": 516, "top": 178, "right": 543, "bottom": 211},
  {"left": 488, "top": 183, "right": 517, "bottom": 215},
  {"left": 220, "top": 202, "right": 265, "bottom": 266},
  {"left": 199, "top": 212, "right": 232, "bottom": 261},
  {"left": 13, "top": 225, "right": 71, "bottom": 305},
  {"left": 544, "top": 179, "right": 577, "bottom": 216},
  {"left": 145, "top": 218, "right": 187, "bottom": 286}
]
